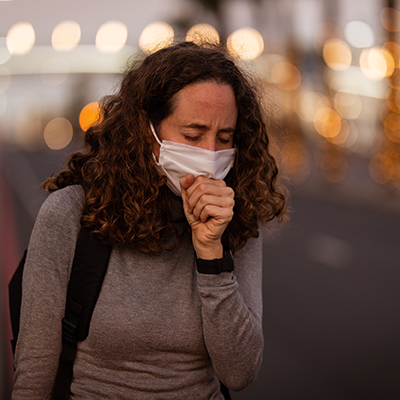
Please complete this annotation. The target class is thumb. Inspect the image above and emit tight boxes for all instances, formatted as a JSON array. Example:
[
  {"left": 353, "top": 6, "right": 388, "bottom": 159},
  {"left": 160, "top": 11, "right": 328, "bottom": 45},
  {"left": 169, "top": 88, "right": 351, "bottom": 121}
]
[{"left": 180, "top": 174, "right": 195, "bottom": 193}]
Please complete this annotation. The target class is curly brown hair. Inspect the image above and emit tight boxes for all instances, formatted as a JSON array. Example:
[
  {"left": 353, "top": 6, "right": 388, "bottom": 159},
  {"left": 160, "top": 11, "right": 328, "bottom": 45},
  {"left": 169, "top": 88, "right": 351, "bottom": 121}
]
[{"left": 43, "top": 41, "right": 286, "bottom": 253}]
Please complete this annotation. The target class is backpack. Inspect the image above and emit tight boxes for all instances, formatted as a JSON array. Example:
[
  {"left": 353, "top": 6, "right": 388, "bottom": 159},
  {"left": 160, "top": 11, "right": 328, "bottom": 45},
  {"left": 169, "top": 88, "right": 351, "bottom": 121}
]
[{"left": 9, "top": 227, "right": 231, "bottom": 400}]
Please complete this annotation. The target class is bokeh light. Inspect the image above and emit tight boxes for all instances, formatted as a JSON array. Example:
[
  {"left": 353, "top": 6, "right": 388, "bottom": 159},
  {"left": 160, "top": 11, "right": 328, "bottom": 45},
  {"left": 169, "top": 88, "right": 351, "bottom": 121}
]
[
  {"left": 313, "top": 107, "right": 342, "bottom": 138},
  {"left": 369, "top": 153, "right": 395, "bottom": 184},
  {"left": 322, "top": 120, "right": 358, "bottom": 150},
  {"left": 383, "top": 42, "right": 400, "bottom": 66},
  {"left": 139, "top": 21, "right": 174, "bottom": 54},
  {"left": 13, "top": 111, "right": 43, "bottom": 148},
  {"left": 254, "top": 53, "right": 286, "bottom": 82},
  {"left": 186, "top": 23, "right": 219, "bottom": 45},
  {"left": 227, "top": 27, "right": 264, "bottom": 60},
  {"left": 320, "top": 150, "right": 348, "bottom": 183},
  {"left": 386, "top": 88, "right": 400, "bottom": 114},
  {"left": 271, "top": 62, "right": 301, "bottom": 91},
  {"left": 342, "top": 121, "right": 359, "bottom": 149},
  {"left": 280, "top": 137, "right": 311, "bottom": 184},
  {"left": 43, "top": 117, "right": 73, "bottom": 150},
  {"left": 79, "top": 102, "right": 102, "bottom": 132},
  {"left": 6, "top": 22, "right": 35, "bottom": 55},
  {"left": 345, "top": 21, "right": 374, "bottom": 48},
  {"left": 383, "top": 113, "right": 400, "bottom": 143},
  {"left": 322, "top": 38, "right": 352, "bottom": 71},
  {"left": 360, "top": 47, "right": 395, "bottom": 81},
  {"left": 380, "top": 7, "right": 400, "bottom": 32},
  {"left": 333, "top": 91, "right": 363, "bottom": 120},
  {"left": 326, "top": 118, "right": 350, "bottom": 145},
  {"left": 96, "top": 21, "right": 128, "bottom": 54},
  {"left": 52, "top": 20, "right": 81, "bottom": 52},
  {"left": 294, "top": 91, "right": 330, "bottom": 122}
]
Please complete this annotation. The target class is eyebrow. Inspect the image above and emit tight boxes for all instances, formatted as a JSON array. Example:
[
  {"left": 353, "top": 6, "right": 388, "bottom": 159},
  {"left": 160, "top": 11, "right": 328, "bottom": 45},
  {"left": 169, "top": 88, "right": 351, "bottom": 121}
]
[{"left": 182, "top": 123, "right": 235, "bottom": 133}]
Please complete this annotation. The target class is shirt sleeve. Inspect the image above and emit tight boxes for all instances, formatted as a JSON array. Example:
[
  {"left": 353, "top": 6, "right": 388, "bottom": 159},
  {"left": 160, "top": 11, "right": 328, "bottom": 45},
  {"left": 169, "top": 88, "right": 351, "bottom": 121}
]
[
  {"left": 12, "top": 186, "right": 84, "bottom": 400},
  {"left": 196, "top": 231, "right": 264, "bottom": 391}
]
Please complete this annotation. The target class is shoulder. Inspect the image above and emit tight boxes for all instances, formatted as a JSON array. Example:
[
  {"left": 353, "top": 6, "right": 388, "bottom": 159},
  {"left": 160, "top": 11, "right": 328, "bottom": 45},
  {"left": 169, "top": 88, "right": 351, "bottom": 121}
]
[
  {"left": 37, "top": 185, "right": 84, "bottom": 221},
  {"left": 33, "top": 185, "right": 84, "bottom": 238}
]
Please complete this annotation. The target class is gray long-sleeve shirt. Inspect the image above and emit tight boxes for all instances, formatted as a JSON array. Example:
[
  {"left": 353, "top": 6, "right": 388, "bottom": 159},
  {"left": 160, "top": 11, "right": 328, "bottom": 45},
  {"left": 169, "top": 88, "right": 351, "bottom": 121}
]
[{"left": 12, "top": 185, "right": 263, "bottom": 399}]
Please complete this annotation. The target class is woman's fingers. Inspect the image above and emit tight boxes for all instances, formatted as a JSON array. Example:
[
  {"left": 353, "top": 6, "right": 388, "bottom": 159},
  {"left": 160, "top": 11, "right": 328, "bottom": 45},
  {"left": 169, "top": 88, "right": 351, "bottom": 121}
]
[
  {"left": 192, "top": 194, "right": 235, "bottom": 222},
  {"left": 179, "top": 175, "right": 235, "bottom": 256},
  {"left": 198, "top": 203, "right": 234, "bottom": 224},
  {"left": 185, "top": 177, "right": 234, "bottom": 214}
]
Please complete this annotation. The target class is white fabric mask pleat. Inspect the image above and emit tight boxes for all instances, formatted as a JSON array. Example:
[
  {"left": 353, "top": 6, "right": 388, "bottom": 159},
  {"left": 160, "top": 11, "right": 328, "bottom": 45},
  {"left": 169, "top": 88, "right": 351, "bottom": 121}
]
[{"left": 150, "top": 122, "right": 236, "bottom": 196}]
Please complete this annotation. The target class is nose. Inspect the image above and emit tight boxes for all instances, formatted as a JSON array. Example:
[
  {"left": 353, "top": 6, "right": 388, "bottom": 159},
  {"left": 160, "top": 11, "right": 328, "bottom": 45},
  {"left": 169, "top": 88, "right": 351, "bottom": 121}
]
[{"left": 201, "top": 137, "right": 217, "bottom": 151}]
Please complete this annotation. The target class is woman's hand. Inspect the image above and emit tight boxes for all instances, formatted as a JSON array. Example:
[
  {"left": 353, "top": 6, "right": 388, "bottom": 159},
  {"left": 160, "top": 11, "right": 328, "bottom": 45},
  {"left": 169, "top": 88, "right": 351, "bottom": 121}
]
[{"left": 180, "top": 174, "right": 235, "bottom": 260}]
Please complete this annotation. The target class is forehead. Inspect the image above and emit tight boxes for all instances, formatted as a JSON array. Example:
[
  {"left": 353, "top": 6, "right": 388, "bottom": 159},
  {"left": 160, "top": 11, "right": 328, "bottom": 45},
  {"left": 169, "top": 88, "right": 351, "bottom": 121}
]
[{"left": 172, "top": 81, "right": 237, "bottom": 114}]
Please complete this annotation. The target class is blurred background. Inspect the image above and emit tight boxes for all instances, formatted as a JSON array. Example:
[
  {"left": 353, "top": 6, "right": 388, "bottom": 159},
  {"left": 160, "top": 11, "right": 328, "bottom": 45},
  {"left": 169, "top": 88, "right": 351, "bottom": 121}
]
[{"left": 1, "top": 0, "right": 400, "bottom": 398}]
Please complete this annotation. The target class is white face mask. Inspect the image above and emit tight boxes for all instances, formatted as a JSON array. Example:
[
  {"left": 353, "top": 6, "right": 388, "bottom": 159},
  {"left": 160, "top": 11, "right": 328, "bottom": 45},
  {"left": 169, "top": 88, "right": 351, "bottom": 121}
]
[{"left": 150, "top": 122, "right": 236, "bottom": 196}]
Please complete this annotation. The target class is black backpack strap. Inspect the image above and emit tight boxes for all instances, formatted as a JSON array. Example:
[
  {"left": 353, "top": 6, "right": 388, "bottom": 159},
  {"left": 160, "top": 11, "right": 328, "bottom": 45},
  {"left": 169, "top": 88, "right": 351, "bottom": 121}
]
[
  {"left": 220, "top": 381, "right": 231, "bottom": 400},
  {"left": 51, "top": 227, "right": 112, "bottom": 400}
]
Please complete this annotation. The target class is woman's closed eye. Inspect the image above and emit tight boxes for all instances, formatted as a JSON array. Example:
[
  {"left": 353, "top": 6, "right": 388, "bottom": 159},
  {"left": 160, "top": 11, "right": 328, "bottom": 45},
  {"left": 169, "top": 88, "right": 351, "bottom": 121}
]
[
  {"left": 218, "top": 137, "right": 231, "bottom": 145},
  {"left": 183, "top": 135, "right": 200, "bottom": 142}
]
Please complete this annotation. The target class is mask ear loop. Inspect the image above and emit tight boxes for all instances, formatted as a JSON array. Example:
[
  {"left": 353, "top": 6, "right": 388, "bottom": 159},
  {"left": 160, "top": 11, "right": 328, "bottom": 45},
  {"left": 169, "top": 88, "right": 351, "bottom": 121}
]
[{"left": 150, "top": 122, "right": 163, "bottom": 146}]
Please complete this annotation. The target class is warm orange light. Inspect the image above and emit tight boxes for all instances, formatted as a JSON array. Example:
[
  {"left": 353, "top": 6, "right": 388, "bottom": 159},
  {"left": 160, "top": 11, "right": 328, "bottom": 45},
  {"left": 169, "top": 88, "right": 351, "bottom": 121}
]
[
  {"left": 314, "top": 107, "right": 342, "bottom": 138},
  {"left": 271, "top": 62, "right": 301, "bottom": 91},
  {"left": 383, "top": 42, "right": 400, "bottom": 66},
  {"left": 384, "top": 112, "right": 400, "bottom": 130},
  {"left": 383, "top": 113, "right": 400, "bottom": 143},
  {"left": 380, "top": 7, "right": 400, "bottom": 32},
  {"left": 320, "top": 151, "right": 348, "bottom": 183},
  {"left": 369, "top": 153, "right": 394, "bottom": 184},
  {"left": 386, "top": 88, "right": 400, "bottom": 113},
  {"left": 326, "top": 119, "right": 350, "bottom": 145},
  {"left": 322, "top": 38, "right": 352, "bottom": 71},
  {"left": 360, "top": 47, "right": 395, "bottom": 80},
  {"left": 294, "top": 92, "right": 331, "bottom": 122},
  {"left": 280, "top": 138, "right": 310, "bottom": 184},
  {"left": 79, "top": 102, "right": 102, "bottom": 132},
  {"left": 387, "top": 69, "right": 400, "bottom": 90}
]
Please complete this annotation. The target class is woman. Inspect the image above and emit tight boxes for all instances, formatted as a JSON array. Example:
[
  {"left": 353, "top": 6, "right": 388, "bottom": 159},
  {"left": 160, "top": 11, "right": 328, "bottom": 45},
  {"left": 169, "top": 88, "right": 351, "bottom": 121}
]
[{"left": 13, "top": 42, "right": 286, "bottom": 399}]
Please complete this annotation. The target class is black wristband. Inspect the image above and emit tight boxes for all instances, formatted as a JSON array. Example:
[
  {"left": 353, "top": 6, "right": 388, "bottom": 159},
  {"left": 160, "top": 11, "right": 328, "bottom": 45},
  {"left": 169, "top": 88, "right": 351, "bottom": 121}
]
[{"left": 196, "top": 247, "right": 234, "bottom": 274}]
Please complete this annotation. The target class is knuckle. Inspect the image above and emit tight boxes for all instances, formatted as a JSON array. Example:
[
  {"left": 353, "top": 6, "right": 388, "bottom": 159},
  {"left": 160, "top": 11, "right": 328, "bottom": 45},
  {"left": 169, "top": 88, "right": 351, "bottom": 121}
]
[
  {"left": 203, "top": 204, "right": 212, "bottom": 214},
  {"left": 196, "top": 176, "right": 206, "bottom": 183},
  {"left": 198, "top": 183, "right": 208, "bottom": 193},
  {"left": 217, "top": 179, "right": 226, "bottom": 187}
]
